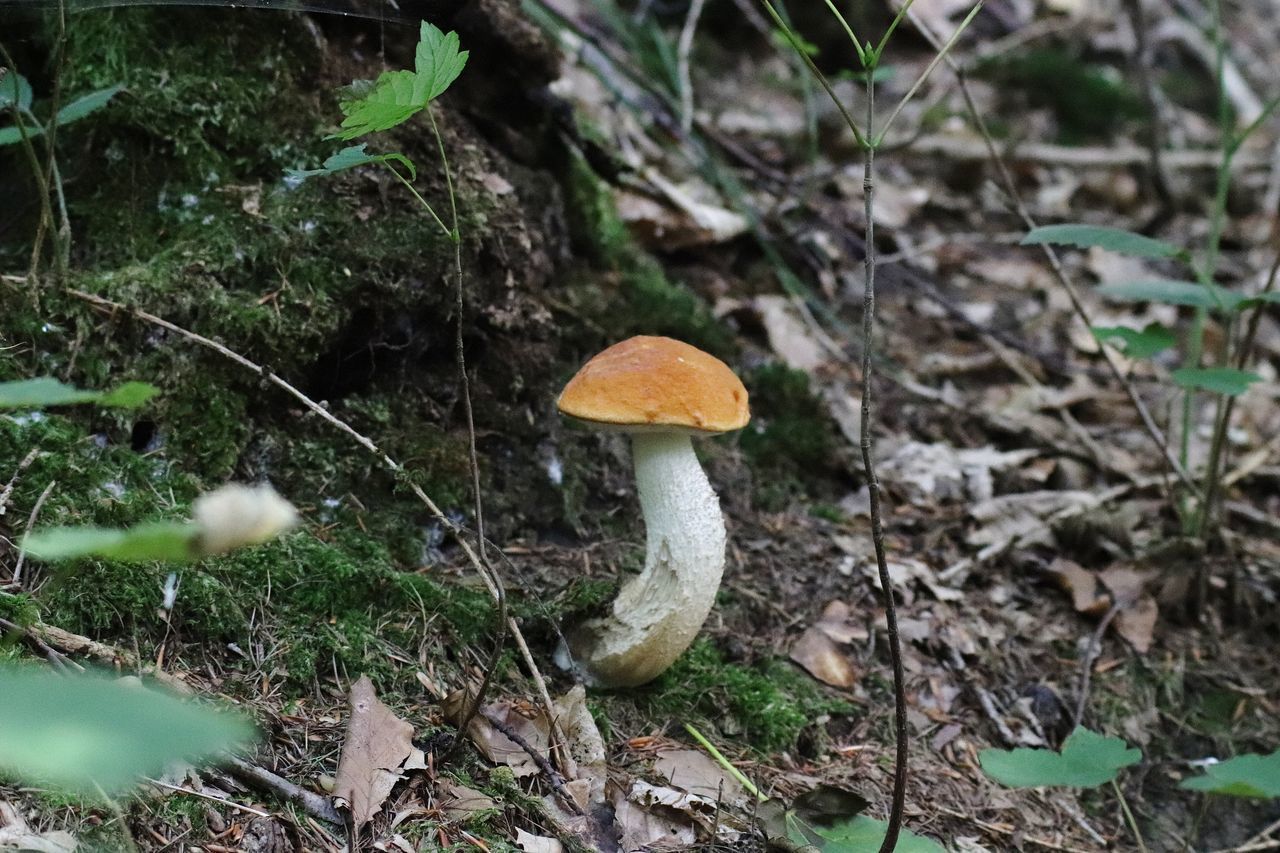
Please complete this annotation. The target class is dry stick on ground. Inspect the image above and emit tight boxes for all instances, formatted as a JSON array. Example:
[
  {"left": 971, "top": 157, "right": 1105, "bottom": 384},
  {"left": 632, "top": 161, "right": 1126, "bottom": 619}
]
[
  {"left": 224, "top": 757, "right": 343, "bottom": 824},
  {"left": 476, "top": 708, "right": 583, "bottom": 816},
  {"left": 676, "top": 0, "right": 708, "bottom": 136},
  {"left": 1072, "top": 599, "right": 1124, "bottom": 729},
  {"left": 64, "top": 289, "right": 567, "bottom": 760},
  {"left": 907, "top": 14, "right": 1201, "bottom": 499},
  {"left": 10, "top": 478, "right": 55, "bottom": 587},
  {"left": 0, "top": 448, "right": 39, "bottom": 519}
]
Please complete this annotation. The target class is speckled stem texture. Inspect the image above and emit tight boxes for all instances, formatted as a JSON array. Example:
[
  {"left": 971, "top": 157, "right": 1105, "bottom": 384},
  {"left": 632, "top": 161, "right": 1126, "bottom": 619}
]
[{"left": 572, "top": 432, "right": 725, "bottom": 687}]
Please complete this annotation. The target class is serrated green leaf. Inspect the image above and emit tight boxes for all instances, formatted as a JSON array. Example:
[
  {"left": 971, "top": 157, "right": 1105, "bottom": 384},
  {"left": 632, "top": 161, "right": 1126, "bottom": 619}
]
[
  {"left": 0, "top": 71, "right": 33, "bottom": 111},
  {"left": 1022, "top": 224, "right": 1184, "bottom": 261},
  {"left": 0, "top": 377, "right": 159, "bottom": 409},
  {"left": 795, "top": 815, "right": 944, "bottom": 853},
  {"left": 1091, "top": 323, "right": 1176, "bottom": 359},
  {"left": 414, "top": 21, "right": 468, "bottom": 102},
  {"left": 0, "top": 666, "right": 255, "bottom": 793},
  {"left": 54, "top": 84, "right": 123, "bottom": 125},
  {"left": 287, "top": 144, "right": 416, "bottom": 183},
  {"left": 980, "top": 727, "right": 1140, "bottom": 788},
  {"left": 1180, "top": 751, "right": 1280, "bottom": 798},
  {"left": 23, "top": 522, "right": 198, "bottom": 563},
  {"left": 1096, "top": 280, "right": 1243, "bottom": 310},
  {"left": 328, "top": 23, "right": 466, "bottom": 140},
  {"left": 1171, "top": 368, "right": 1262, "bottom": 396}
]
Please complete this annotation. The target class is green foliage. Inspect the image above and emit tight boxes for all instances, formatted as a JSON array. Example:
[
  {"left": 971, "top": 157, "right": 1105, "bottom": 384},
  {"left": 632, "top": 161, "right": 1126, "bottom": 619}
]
[
  {"left": 1171, "top": 367, "right": 1262, "bottom": 396},
  {"left": 1091, "top": 323, "right": 1176, "bottom": 358},
  {"left": 980, "top": 727, "right": 1140, "bottom": 788},
  {"left": 1022, "top": 224, "right": 1183, "bottom": 261},
  {"left": 797, "top": 815, "right": 943, "bottom": 853},
  {"left": 331, "top": 23, "right": 468, "bottom": 140},
  {"left": 1180, "top": 750, "right": 1280, "bottom": 798},
  {"left": 0, "top": 666, "right": 254, "bottom": 793},
  {"left": 0, "top": 378, "right": 159, "bottom": 409},
  {"left": 286, "top": 144, "right": 416, "bottom": 184},
  {"left": 1096, "top": 280, "right": 1240, "bottom": 310},
  {"left": 0, "top": 76, "right": 123, "bottom": 146},
  {"left": 977, "top": 49, "right": 1145, "bottom": 142},
  {"left": 22, "top": 522, "right": 197, "bottom": 563}
]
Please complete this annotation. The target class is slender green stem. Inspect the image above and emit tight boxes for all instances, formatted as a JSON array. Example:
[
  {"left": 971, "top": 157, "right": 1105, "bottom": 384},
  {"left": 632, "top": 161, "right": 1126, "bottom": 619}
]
[
  {"left": 874, "top": 2, "right": 982, "bottom": 146},
  {"left": 1111, "top": 779, "right": 1149, "bottom": 853},
  {"left": 0, "top": 46, "right": 54, "bottom": 278},
  {"left": 382, "top": 163, "right": 451, "bottom": 237},
  {"left": 821, "top": 0, "right": 868, "bottom": 67},
  {"left": 873, "top": 0, "right": 918, "bottom": 62},
  {"left": 425, "top": 104, "right": 509, "bottom": 767},
  {"left": 685, "top": 723, "right": 765, "bottom": 800},
  {"left": 760, "top": 0, "right": 868, "bottom": 148}
]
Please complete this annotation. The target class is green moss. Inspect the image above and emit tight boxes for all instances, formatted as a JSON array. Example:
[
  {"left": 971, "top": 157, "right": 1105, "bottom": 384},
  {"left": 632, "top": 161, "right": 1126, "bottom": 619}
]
[
  {"left": 631, "top": 639, "right": 851, "bottom": 753},
  {"left": 738, "top": 363, "right": 836, "bottom": 508},
  {"left": 562, "top": 152, "right": 731, "bottom": 356},
  {"left": 975, "top": 49, "right": 1145, "bottom": 143}
]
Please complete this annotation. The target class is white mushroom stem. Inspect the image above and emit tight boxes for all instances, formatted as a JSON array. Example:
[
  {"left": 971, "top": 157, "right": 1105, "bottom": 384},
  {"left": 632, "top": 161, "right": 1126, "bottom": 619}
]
[{"left": 570, "top": 431, "right": 726, "bottom": 687}]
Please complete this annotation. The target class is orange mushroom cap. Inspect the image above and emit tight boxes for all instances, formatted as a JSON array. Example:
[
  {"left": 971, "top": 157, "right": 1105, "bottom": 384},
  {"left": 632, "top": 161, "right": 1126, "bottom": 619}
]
[{"left": 557, "top": 336, "right": 750, "bottom": 434}]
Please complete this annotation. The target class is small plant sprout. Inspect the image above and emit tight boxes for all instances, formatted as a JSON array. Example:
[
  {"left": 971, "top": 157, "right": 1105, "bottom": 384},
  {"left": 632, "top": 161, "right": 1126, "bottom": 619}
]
[
  {"left": 556, "top": 336, "right": 749, "bottom": 687},
  {"left": 22, "top": 482, "right": 298, "bottom": 563}
]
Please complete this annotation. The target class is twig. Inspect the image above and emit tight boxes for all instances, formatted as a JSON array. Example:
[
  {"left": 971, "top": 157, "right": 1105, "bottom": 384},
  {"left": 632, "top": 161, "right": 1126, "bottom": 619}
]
[
  {"left": 0, "top": 616, "right": 82, "bottom": 671},
  {"left": 11, "top": 478, "right": 55, "bottom": 587},
  {"left": 224, "top": 757, "right": 342, "bottom": 824},
  {"left": 0, "top": 448, "right": 39, "bottom": 517},
  {"left": 477, "top": 708, "right": 583, "bottom": 816},
  {"left": 1122, "top": 0, "right": 1175, "bottom": 217},
  {"left": 895, "top": 134, "right": 1269, "bottom": 170},
  {"left": 144, "top": 778, "right": 272, "bottom": 818},
  {"left": 676, "top": 0, "right": 707, "bottom": 136},
  {"left": 1073, "top": 600, "right": 1123, "bottom": 729},
  {"left": 857, "top": 64, "right": 908, "bottom": 853}
]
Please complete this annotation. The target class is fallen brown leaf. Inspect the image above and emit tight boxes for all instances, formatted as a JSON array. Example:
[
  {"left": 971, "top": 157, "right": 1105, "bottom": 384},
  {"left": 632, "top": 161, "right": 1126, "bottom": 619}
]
[
  {"left": 790, "top": 626, "right": 858, "bottom": 688},
  {"left": 334, "top": 675, "right": 426, "bottom": 833}
]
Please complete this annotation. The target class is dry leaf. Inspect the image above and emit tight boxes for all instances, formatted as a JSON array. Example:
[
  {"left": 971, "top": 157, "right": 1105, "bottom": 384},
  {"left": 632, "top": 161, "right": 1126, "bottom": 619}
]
[
  {"left": 1045, "top": 558, "right": 1110, "bottom": 616},
  {"left": 516, "top": 829, "right": 564, "bottom": 852},
  {"left": 1099, "top": 567, "right": 1158, "bottom": 653},
  {"left": 653, "top": 749, "right": 748, "bottom": 807},
  {"left": 812, "top": 600, "right": 869, "bottom": 644},
  {"left": 553, "top": 685, "right": 607, "bottom": 803},
  {"left": 0, "top": 802, "right": 77, "bottom": 853},
  {"left": 437, "top": 781, "right": 497, "bottom": 821},
  {"left": 443, "top": 691, "right": 550, "bottom": 778},
  {"left": 334, "top": 675, "right": 426, "bottom": 832},
  {"left": 790, "top": 628, "right": 858, "bottom": 688},
  {"left": 752, "top": 295, "right": 828, "bottom": 372}
]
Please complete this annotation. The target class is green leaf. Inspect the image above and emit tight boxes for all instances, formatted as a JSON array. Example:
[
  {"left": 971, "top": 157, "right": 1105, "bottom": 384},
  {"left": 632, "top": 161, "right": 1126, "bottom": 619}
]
[
  {"left": 1237, "top": 291, "right": 1280, "bottom": 309},
  {"left": 0, "top": 666, "right": 255, "bottom": 793},
  {"left": 0, "top": 71, "right": 33, "bottom": 111},
  {"left": 980, "top": 727, "right": 1140, "bottom": 788},
  {"left": 286, "top": 144, "right": 416, "bottom": 183},
  {"left": 54, "top": 84, "right": 124, "bottom": 125},
  {"left": 23, "top": 522, "right": 199, "bottom": 563},
  {"left": 98, "top": 381, "right": 161, "bottom": 408},
  {"left": 800, "top": 816, "right": 945, "bottom": 853},
  {"left": 1180, "top": 751, "right": 1280, "bottom": 798},
  {"left": 0, "top": 377, "right": 159, "bottom": 409},
  {"left": 1022, "top": 224, "right": 1184, "bottom": 261},
  {"left": 1096, "top": 280, "right": 1243, "bottom": 310},
  {"left": 414, "top": 21, "right": 468, "bottom": 102},
  {"left": 329, "top": 22, "right": 466, "bottom": 140},
  {"left": 1091, "top": 323, "right": 1176, "bottom": 359},
  {"left": 1171, "top": 368, "right": 1262, "bottom": 396}
]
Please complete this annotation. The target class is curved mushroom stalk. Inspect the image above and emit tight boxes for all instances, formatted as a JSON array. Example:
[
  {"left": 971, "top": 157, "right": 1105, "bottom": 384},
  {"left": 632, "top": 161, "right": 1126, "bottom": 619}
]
[{"left": 568, "top": 432, "right": 726, "bottom": 687}]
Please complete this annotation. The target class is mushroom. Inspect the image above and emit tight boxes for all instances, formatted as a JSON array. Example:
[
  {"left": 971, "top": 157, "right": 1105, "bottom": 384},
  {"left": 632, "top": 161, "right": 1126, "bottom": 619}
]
[{"left": 556, "top": 335, "right": 750, "bottom": 687}]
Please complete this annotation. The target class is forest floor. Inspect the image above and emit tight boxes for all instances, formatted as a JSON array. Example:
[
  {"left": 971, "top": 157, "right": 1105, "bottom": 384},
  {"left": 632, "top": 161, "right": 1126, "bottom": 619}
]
[{"left": 2, "top": 0, "right": 1280, "bottom": 850}]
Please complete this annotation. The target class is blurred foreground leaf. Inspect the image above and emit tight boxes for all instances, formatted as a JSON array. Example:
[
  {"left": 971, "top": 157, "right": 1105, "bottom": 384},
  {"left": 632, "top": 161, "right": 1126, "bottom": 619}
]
[
  {"left": 0, "top": 377, "right": 159, "bottom": 410},
  {"left": 0, "top": 667, "right": 255, "bottom": 793},
  {"left": 23, "top": 522, "right": 198, "bottom": 563}
]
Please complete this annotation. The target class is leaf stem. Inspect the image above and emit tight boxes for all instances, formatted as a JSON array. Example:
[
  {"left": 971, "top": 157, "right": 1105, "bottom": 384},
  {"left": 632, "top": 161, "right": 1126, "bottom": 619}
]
[{"left": 1111, "top": 778, "right": 1149, "bottom": 853}]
